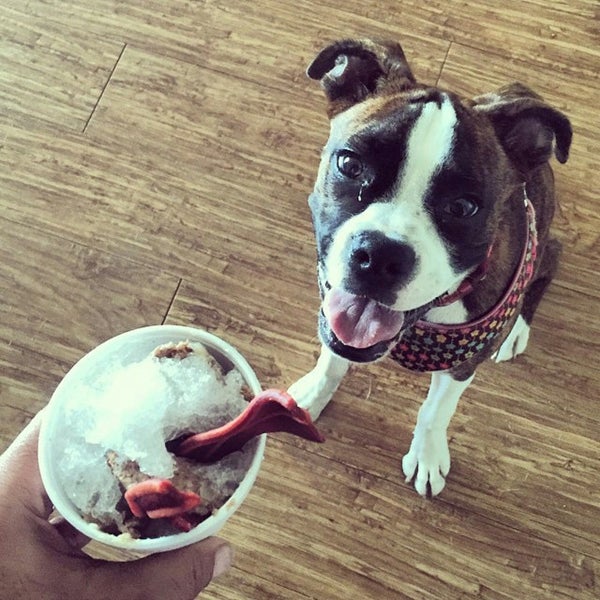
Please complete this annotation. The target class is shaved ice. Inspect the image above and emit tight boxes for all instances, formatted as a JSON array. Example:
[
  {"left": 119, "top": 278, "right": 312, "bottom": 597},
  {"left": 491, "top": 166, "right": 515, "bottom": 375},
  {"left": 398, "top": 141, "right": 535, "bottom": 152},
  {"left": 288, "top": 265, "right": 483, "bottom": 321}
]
[{"left": 53, "top": 341, "right": 257, "bottom": 538}]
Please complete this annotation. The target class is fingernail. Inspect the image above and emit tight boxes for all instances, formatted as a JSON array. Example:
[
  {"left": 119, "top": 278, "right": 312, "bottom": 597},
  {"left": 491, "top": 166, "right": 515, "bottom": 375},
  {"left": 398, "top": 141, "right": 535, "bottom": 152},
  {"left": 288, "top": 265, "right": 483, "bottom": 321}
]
[{"left": 212, "top": 544, "right": 233, "bottom": 579}]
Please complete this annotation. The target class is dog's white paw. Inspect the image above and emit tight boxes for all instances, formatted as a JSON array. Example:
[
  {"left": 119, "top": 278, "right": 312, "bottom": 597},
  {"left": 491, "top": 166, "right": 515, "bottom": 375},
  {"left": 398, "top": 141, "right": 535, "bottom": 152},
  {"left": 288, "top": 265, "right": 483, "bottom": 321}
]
[
  {"left": 288, "top": 347, "right": 349, "bottom": 421},
  {"left": 288, "top": 371, "right": 335, "bottom": 422},
  {"left": 493, "top": 314, "right": 530, "bottom": 363},
  {"left": 402, "top": 429, "right": 450, "bottom": 497}
]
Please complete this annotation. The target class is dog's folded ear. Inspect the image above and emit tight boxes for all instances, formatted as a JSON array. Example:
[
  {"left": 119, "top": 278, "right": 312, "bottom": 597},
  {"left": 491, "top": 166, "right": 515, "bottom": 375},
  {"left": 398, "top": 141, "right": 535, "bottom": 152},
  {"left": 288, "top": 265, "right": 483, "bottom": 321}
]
[
  {"left": 472, "top": 83, "right": 572, "bottom": 172},
  {"left": 307, "top": 39, "right": 416, "bottom": 116}
]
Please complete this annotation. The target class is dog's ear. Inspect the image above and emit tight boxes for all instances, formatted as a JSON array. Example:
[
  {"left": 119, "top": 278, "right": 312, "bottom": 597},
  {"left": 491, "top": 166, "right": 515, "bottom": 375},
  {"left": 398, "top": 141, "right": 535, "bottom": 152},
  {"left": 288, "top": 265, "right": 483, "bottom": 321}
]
[
  {"left": 307, "top": 39, "right": 416, "bottom": 116},
  {"left": 472, "top": 83, "right": 572, "bottom": 172}
]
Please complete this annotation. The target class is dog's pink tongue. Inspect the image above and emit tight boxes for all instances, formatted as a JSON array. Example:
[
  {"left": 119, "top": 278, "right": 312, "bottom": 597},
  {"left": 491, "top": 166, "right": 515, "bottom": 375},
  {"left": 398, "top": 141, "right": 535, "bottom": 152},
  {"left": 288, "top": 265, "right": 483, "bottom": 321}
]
[{"left": 324, "top": 289, "right": 405, "bottom": 349}]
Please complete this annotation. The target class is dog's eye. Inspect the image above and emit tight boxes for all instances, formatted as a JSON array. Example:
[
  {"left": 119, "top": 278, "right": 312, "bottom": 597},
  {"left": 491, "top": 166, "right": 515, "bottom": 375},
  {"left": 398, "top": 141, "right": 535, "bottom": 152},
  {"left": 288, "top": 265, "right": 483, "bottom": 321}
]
[
  {"left": 336, "top": 151, "right": 364, "bottom": 179},
  {"left": 443, "top": 197, "right": 480, "bottom": 218}
]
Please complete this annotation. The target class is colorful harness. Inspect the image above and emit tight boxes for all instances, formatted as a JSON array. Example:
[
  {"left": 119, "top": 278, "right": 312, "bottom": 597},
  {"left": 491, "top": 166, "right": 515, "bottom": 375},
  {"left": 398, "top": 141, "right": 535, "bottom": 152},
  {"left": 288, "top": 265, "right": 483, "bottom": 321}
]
[{"left": 389, "top": 193, "right": 538, "bottom": 372}]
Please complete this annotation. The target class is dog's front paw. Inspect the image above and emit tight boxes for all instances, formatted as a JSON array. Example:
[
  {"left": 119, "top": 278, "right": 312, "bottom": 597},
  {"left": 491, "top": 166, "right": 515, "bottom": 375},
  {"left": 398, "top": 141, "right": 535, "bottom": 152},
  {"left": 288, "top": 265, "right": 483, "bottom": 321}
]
[
  {"left": 288, "top": 347, "right": 349, "bottom": 421},
  {"left": 288, "top": 371, "right": 335, "bottom": 422},
  {"left": 402, "top": 429, "right": 450, "bottom": 497}
]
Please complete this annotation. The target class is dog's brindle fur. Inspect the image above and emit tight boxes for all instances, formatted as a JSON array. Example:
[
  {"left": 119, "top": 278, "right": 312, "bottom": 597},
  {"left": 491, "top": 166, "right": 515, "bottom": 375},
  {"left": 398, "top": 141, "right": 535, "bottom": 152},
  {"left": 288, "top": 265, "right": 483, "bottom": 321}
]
[{"left": 289, "top": 39, "right": 572, "bottom": 496}]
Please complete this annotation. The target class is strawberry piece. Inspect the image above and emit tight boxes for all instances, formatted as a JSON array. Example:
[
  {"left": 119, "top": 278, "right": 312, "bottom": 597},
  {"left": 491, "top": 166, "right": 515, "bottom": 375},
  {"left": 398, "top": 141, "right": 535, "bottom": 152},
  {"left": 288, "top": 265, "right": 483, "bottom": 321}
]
[
  {"left": 124, "top": 478, "right": 201, "bottom": 519},
  {"left": 169, "top": 514, "right": 195, "bottom": 532}
]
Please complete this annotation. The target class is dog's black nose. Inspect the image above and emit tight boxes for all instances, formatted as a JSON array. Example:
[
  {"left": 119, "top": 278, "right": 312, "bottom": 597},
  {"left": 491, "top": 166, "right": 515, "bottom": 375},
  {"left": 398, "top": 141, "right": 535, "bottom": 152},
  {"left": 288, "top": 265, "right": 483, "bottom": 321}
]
[{"left": 347, "top": 231, "right": 416, "bottom": 300}]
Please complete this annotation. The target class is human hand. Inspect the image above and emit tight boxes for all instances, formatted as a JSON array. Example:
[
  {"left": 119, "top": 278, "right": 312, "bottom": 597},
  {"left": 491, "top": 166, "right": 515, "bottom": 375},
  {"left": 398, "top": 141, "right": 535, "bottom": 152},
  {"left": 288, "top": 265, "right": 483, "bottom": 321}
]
[{"left": 0, "top": 410, "right": 232, "bottom": 600}]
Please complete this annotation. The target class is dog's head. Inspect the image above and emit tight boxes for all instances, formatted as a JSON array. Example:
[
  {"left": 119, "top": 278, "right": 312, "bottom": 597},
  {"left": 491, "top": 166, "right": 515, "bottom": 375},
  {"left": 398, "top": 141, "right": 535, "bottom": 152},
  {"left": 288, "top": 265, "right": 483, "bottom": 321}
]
[{"left": 307, "top": 39, "right": 572, "bottom": 362}]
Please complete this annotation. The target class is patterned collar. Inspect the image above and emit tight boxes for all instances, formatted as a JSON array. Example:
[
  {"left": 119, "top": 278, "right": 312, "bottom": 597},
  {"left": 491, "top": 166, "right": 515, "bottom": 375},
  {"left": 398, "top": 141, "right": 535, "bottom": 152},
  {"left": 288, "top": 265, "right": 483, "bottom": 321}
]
[{"left": 390, "top": 189, "right": 538, "bottom": 372}]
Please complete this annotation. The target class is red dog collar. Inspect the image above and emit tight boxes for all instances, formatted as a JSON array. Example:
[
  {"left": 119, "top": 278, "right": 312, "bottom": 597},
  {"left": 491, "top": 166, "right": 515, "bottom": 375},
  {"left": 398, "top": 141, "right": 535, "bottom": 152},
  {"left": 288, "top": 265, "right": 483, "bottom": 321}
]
[
  {"left": 390, "top": 192, "right": 538, "bottom": 372},
  {"left": 433, "top": 245, "right": 494, "bottom": 308}
]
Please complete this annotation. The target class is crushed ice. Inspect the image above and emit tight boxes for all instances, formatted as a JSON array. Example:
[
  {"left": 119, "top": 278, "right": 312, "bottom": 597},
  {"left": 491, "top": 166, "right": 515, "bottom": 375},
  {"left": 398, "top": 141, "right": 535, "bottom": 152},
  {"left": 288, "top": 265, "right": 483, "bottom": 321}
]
[{"left": 54, "top": 343, "right": 251, "bottom": 526}]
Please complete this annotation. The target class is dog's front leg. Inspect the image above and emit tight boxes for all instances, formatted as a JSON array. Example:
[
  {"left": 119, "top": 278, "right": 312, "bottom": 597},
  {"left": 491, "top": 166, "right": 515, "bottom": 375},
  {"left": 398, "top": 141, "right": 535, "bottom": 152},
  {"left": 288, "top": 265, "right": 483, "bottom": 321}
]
[
  {"left": 402, "top": 371, "right": 474, "bottom": 496},
  {"left": 288, "top": 345, "right": 350, "bottom": 421}
]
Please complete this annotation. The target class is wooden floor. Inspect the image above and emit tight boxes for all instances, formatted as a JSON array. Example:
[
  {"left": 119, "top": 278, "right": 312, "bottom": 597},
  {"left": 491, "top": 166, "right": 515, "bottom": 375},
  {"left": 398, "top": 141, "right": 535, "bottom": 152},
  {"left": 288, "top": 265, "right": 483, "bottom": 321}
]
[{"left": 1, "top": 1, "right": 598, "bottom": 598}]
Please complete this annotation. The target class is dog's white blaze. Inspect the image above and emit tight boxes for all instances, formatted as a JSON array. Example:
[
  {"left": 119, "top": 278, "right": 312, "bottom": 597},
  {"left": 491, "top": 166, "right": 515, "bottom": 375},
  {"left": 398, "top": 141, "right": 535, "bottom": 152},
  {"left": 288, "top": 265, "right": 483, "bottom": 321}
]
[
  {"left": 398, "top": 97, "right": 457, "bottom": 210},
  {"left": 326, "top": 96, "right": 465, "bottom": 311}
]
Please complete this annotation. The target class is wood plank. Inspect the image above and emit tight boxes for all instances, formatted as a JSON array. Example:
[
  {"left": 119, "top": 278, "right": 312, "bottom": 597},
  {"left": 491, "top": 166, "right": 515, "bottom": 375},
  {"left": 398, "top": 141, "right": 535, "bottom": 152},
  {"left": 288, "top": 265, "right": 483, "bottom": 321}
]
[
  {"left": 1, "top": 46, "right": 334, "bottom": 281},
  {"left": 3, "top": 0, "right": 449, "bottom": 94},
  {"left": 303, "top": 0, "right": 600, "bottom": 77},
  {"left": 0, "top": 6, "right": 123, "bottom": 131},
  {"left": 0, "top": 122, "right": 234, "bottom": 280},
  {"left": 1, "top": 0, "right": 221, "bottom": 71},
  {"left": 208, "top": 439, "right": 597, "bottom": 599}
]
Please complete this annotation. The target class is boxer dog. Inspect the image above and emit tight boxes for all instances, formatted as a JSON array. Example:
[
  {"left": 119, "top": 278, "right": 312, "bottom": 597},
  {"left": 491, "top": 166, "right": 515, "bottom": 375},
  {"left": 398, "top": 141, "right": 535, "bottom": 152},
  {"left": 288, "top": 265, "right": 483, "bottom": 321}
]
[{"left": 289, "top": 39, "right": 572, "bottom": 496}]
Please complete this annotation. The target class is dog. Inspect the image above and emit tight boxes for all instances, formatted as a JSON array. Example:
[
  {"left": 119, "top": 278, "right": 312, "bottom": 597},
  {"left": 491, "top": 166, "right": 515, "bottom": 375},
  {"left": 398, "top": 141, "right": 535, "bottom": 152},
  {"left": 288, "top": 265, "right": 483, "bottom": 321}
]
[{"left": 288, "top": 39, "right": 572, "bottom": 496}]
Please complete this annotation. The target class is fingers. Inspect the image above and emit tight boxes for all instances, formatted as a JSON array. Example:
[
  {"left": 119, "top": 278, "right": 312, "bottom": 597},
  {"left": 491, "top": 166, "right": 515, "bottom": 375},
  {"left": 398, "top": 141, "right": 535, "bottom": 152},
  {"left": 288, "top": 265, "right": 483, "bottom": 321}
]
[
  {"left": 90, "top": 537, "right": 232, "bottom": 600},
  {"left": 49, "top": 513, "right": 92, "bottom": 552}
]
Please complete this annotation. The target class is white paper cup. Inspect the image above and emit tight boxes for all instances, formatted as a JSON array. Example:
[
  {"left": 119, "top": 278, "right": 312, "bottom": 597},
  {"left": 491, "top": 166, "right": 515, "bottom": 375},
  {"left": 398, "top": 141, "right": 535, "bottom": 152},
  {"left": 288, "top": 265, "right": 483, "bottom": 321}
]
[{"left": 39, "top": 325, "right": 266, "bottom": 556}]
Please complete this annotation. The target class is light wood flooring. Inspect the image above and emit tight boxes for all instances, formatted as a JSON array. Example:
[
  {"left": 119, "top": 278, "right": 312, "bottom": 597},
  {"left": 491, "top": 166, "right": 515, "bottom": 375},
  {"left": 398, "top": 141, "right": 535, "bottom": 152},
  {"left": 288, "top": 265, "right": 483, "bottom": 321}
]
[{"left": 1, "top": 1, "right": 598, "bottom": 598}]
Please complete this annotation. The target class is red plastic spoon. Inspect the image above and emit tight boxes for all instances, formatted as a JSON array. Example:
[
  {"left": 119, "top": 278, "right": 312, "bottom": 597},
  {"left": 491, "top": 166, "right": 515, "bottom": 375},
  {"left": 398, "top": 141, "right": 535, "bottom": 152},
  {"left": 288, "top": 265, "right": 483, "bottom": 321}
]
[{"left": 166, "top": 389, "right": 325, "bottom": 463}]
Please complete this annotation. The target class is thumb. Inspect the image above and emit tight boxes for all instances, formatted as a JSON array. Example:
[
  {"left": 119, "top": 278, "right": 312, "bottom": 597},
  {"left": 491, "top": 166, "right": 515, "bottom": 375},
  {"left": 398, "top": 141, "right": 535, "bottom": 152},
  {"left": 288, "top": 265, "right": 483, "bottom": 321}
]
[{"left": 91, "top": 537, "right": 232, "bottom": 600}]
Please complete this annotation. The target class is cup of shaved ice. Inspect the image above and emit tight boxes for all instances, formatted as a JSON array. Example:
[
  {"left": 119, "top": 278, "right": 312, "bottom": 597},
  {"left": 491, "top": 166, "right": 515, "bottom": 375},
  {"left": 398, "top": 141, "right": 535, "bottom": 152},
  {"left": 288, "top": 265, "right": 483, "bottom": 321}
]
[{"left": 38, "top": 325, "right": 266, "bottom": 556}]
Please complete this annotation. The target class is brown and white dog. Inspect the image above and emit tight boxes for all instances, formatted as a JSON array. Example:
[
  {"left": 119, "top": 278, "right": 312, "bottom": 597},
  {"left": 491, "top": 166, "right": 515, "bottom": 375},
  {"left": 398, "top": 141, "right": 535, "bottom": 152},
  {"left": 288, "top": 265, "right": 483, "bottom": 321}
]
[{"left": 288, "top": 39, "right": 572, "bottom": 496}]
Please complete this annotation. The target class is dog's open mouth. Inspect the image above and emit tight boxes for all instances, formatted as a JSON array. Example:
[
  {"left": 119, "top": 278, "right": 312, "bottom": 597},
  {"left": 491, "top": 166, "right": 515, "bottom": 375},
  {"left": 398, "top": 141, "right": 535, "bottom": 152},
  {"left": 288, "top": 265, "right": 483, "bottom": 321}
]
[{"left": 323, "top": 288, "right": 405, "bottom": 349}]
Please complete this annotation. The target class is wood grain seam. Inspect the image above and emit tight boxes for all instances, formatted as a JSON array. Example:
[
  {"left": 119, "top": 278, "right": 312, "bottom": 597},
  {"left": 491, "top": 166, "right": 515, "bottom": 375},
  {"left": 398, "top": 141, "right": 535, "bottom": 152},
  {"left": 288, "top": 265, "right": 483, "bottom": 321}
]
[
  {"left": 435, "top": 41, "right": 453, "bottom": 87},
  {"left": 162, "top": 277, "right": 182, "bottom": 324},
  {"left": 82, "top": 42, "right": 128, "bottom": 134},
  {"left": 443, "top": 38, "right": 599, "bottom": 84}
]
